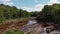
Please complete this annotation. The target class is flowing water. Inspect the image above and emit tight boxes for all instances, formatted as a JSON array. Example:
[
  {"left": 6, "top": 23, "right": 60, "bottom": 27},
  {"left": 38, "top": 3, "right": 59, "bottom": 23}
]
[
  {"left": 27, "top": 20, "right": 37, "bottom": 25},
  {"left": 26, "top": 20, "right": 49, "bottom": 34},
  {"left": 20, "top": 19, "right": 49, "bottom": 34}
]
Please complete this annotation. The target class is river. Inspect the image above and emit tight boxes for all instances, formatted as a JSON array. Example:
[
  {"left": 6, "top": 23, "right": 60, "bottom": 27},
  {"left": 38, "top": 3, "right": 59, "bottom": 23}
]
[
  {"left": 20, "top": 19, "right": 60, "bottom": 34},
  {"left": 19, "top": 19, "right": 37, "bottom": 32},
  {"left": 27, "top": 20, "right": 37, "bottom": 25},
  {"left": 20, "top": 19, "right": 49, "bottom": 34}
]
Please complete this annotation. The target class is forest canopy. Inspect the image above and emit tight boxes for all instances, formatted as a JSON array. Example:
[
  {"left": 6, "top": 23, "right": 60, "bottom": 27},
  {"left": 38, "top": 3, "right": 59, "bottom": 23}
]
[
  {"left": 0, "top": 4, "right": 30, "bottom": 22},
  {"left": 36, "top": 4, "right": 60, "bottom": 25}
]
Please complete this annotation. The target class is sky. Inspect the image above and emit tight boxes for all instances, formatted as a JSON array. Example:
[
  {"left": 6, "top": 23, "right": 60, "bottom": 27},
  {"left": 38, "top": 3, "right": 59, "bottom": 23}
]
[{"left": 0, "top": 0, "right": 60, "bottom": 12}]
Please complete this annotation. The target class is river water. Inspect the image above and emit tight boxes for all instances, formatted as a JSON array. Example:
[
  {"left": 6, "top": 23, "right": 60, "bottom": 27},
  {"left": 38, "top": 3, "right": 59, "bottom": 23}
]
[
  {"left": 20, "top": 19, "right": 60, "bottom": 34},
  {"left": 26, "top": 20, "right": 49, "bottom": 34},
  {"left": 20, "top": 20, "right": 49, "bottom": 34},
  {"left": 20, "top": 20, "right": 37, "bottom": 32},
  {"left": 27, "top": 20, "right": 37, "bottom": 25}
]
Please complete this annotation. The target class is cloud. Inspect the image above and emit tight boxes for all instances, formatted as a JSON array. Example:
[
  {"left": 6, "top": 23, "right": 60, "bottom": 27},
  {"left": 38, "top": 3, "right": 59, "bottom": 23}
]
[
  {"left": 22, "top": 7, "right": 33, "bottom": 12},
  {"left": 35, "top": 0, "right": 60, "bottom": 5},
  {"left": 34, "top": 4, "right": 44, "bottom": 11},
  {"left": 48, "top": 0, "right": 60, "bottom": 5},
  {"left": 22, "top": 0, "right": 60, "bottom": 12},
  {"left": 0, "top": 0, "right": 13, "bottom": 6},
  {"left": 22, "top": 4, "right": 44, "bottom": 12}
]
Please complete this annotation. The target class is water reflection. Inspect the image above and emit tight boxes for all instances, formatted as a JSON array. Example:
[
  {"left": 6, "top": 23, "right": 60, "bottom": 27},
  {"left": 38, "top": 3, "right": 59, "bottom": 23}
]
[{"left": 27, "top": 20, "right": 37, "bottom": 25}]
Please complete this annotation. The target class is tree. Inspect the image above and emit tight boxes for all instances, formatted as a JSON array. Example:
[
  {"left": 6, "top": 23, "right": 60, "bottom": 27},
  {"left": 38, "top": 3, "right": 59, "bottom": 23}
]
[
  {"left": 36, "top": 4, "right": 60, "bottom": 25},
  {"left": 0, "top": 4, "right": 30, "bottom": 22}
]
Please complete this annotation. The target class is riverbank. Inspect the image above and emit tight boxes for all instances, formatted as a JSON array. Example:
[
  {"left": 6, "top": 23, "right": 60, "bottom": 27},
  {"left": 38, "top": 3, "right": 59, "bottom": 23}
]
[
  {"left": 0, "top": 17, "right": 60, "bottom": 34},
  {"left": 0, "top": 18, "right": 30, "bottom": 34}
]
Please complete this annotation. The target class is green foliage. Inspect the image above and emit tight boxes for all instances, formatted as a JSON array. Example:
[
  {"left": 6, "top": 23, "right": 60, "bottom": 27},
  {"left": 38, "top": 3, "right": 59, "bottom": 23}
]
[
  {"left": 5, "top": 30, "right": 24, "bottom": 34},
  {"left": 36, "top": 4, "right": 60, "bottom": 25},
  {"left": 0, "top": 4, "right": 29, "bottom": 22},
  {"left": 29, "top": 11, "right": 39, "bottom": 17}
]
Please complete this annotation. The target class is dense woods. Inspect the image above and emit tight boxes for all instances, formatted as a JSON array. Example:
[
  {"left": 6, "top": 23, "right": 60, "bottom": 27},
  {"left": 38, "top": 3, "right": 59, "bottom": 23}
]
[
  {"left": 0, "top": 4, "right": 29, "bottom": 22},
  {"left": 29, "top": 11, "right": 39, "bottom": 17},
  {"left": 36, "top": 4, "right": 60, "bottom": 26},
  {"left": 0, "top": 4, "right": 60, "bottom": 25}
]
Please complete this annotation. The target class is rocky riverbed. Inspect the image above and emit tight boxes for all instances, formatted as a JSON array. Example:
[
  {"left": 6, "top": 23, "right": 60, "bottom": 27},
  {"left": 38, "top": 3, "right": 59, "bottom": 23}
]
[{"left": 20, "top": 23, "right": 60, "bottom": 34}]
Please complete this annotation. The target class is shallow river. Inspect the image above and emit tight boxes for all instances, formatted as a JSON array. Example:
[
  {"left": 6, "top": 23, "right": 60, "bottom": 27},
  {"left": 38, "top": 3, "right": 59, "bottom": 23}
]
[{"left": 27, "top": 20, "right": 37, "bottom": 25}]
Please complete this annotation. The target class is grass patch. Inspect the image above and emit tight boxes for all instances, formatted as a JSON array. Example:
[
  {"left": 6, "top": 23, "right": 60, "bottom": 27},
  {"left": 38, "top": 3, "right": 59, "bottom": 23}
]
[{"left": 5, "top": 30, "right": 24, "bottom": 34}]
